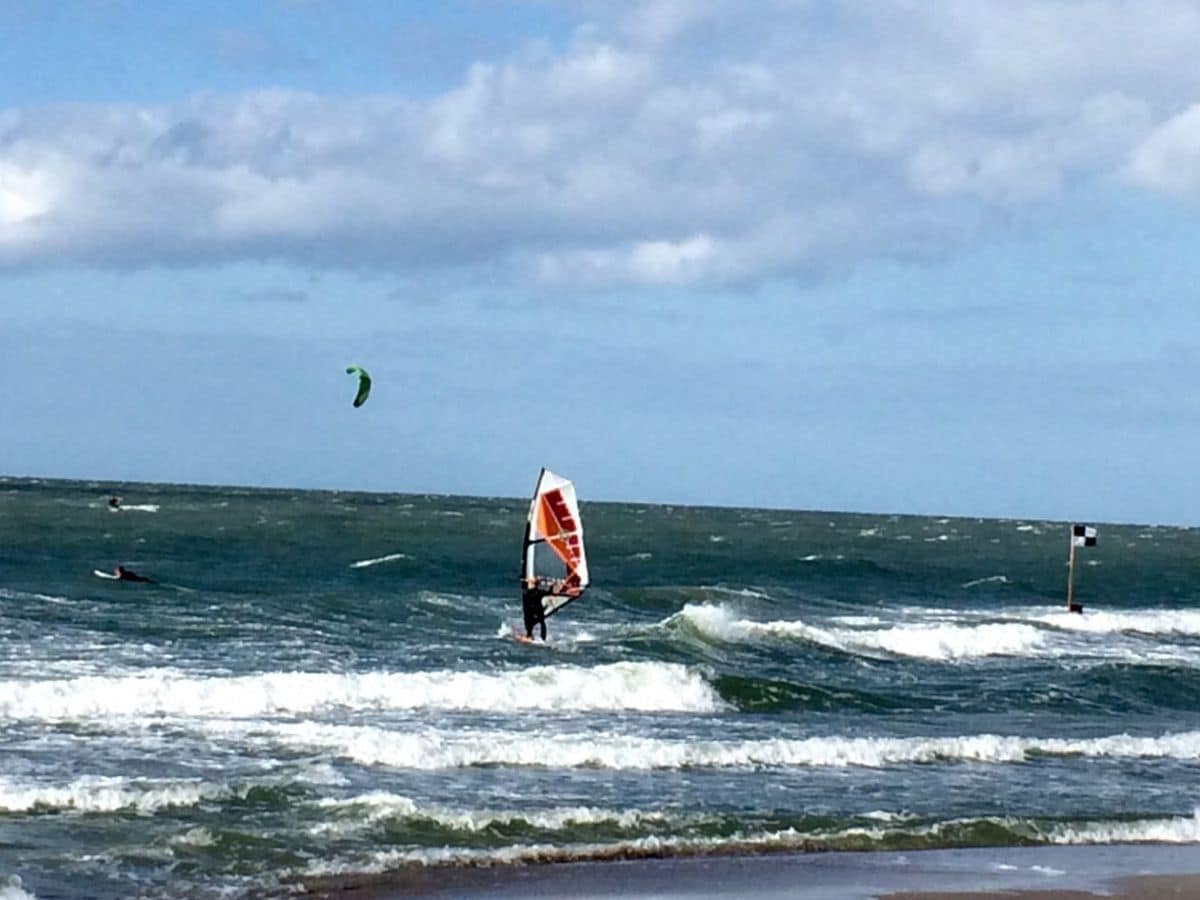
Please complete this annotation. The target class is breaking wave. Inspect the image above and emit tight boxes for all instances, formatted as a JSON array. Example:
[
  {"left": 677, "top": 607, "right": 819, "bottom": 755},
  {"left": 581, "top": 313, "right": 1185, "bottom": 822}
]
[
  {"left": 310, "top": 792, "right": 670, "bottom": 838},
  {"left": 0, "top": 877, "right": 35, "bottom": 900},
  {"left": 205, "top": 722, "right": 1200, "bottom": 771},
  {"left": 298, "top": 808, "right": 1200, "bottom": 878},
  {"left": 1019, "top": 608, "right": 1200, "bottom": 637},
  {"left": 0, "top": 661, "right": 724, "bottom": 721},
  {"left": 0, "top": 775, "right": 236, "bottom": 815},
  {"left": 669, "top": 603, "right": 1200, "bottom": 665},
  {"left": 671, "top": 604, "right": 1044, "bottom": 660},
  {"left": 299, "top": 795, "right": 1200, "bottom": 856}
]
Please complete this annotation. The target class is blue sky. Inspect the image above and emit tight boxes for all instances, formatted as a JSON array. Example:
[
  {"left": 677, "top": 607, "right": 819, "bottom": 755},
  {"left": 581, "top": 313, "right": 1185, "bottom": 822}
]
[{"left": 3, "top": 0, "right": 1200, "bottom": 524}]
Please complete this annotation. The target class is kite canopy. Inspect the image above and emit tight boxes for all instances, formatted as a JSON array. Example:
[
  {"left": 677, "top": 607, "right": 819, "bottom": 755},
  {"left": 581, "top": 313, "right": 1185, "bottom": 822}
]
[{"left": 346, "top": 365, "right": 372, "bottom": 408}]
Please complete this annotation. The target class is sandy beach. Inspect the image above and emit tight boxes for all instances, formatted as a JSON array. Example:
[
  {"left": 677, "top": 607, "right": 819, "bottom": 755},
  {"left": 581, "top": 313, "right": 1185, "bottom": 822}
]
[{"left": 294, "top": 844, "right": 1200, "bottom": 899}]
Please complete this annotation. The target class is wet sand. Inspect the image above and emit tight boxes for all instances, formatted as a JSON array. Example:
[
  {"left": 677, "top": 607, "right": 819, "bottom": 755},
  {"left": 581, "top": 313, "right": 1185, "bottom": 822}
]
[
  {"left": 293, "top": 844, "right": 1200, "bottom": 899},
  {"left": 885, "top": 874, "right": 1200, "bottom": 898}
]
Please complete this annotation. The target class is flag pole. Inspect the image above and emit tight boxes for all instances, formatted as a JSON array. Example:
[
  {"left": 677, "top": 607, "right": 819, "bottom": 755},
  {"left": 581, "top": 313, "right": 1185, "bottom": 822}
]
[{"left": 1065, "top": 532, "right": 1076, "bottom": 611}]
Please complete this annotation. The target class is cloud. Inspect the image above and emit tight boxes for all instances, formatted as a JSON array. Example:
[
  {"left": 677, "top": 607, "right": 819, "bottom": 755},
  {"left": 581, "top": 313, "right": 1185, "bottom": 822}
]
[
  {"left": 1127, "top": 103, "right": 1200, "bottom": 195},
  {"left": 2, "top": 1, "right": 1200, "bottom": 285}
]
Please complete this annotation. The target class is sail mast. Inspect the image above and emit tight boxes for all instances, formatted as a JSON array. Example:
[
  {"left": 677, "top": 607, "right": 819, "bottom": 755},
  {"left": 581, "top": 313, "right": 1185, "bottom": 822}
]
[{"left": 520, "top": 468, "right": 546, "bottom": 586}]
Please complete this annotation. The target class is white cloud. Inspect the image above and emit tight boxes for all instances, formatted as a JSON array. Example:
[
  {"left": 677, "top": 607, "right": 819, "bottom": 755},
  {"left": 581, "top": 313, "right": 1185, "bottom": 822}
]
[
  {"left": 1128, "top": 104, "right": 1200, "bottom": 195},
  {"left": 0, "top": 160, "right": 57, "bottom": 225},
  {"left": 621, "top": 0, "right": 723, "bottom": 46},
  {"left": 2, "top": 1, "right": 1200, "bottom": 284},
  {"left": 622, "top": 234, "right": 715, "bottom": 285}
]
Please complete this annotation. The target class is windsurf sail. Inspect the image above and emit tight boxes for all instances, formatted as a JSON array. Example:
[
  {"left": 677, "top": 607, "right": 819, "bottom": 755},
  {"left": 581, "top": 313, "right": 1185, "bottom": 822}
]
[{"left": 521, "top": 468, "right": 589, "bottom": 621}]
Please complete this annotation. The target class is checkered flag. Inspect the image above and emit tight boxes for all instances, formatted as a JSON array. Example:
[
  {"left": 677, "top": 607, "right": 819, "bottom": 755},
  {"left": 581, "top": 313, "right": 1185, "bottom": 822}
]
[{"left": 1072, "top": 524, "right": 1097, "bottom": 548}]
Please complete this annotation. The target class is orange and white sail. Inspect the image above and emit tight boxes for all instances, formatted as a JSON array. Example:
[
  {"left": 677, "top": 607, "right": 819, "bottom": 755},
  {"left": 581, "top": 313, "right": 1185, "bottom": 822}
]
[{"left": 522, "top": 468, "right": 589, "bottom": 618}]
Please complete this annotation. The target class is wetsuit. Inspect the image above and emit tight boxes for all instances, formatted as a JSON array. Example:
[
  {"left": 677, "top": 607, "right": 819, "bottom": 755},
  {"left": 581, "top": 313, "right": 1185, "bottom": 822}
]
[
  {"left": 522, "top": 587, "right": 548, "bottom": 640},
  {"left": 116, "top": 568, "right": 155, "bottom": 584}
]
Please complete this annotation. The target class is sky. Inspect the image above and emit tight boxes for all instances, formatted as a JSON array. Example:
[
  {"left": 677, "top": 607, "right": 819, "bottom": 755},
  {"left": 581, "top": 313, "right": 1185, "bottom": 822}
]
[{"left": 3, "top": 0, "right": 1200, "bottom": 524}]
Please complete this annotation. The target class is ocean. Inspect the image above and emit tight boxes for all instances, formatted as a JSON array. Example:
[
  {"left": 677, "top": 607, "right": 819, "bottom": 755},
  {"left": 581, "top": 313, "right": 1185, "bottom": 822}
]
[{"left": 2, "top": 476, "right": 1199, "bottom": 899}]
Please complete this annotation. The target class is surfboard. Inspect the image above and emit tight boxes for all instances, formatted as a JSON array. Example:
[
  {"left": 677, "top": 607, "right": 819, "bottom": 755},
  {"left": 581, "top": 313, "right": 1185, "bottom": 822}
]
[
  {"left": 93, "top": 569, "right": 119, "bottom": 580},
  {"left": 511, "top": 626, "right": 549, "bottom": 647}
]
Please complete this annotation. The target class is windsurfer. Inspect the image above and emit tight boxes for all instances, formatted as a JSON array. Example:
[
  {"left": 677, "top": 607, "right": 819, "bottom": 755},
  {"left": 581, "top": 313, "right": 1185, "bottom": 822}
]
[
  {"left": 522, "top": 580, "right": 548, "bottom": 641},
  {"left": 521, "top": 576, "right": 581, "bottom": 640},
  {"left": 518, "top": 469, "right": 589, "bottom": 643}
]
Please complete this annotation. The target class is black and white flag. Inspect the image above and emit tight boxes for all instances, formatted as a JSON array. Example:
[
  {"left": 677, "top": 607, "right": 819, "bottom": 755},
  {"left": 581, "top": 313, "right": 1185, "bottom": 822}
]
[{"left": 1072, "top": 524, "right": 1098, "bottom": 547}]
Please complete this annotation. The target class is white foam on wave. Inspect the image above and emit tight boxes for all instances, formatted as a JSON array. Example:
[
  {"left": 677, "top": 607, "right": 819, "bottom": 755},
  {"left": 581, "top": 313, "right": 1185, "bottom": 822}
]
[
  {"left": 310, "top": 791, "right": 669, "bottom": 837},
  {"left": 0, "top": 589, "right": 68, "bottom": 604},
  {"left": 699, "top": 585, "right": 773, "bottom": 600},
  {"left": 870, "top": 809, "right": 1200, "bottom": 848},
  {"left": 301, "top": 827, "right": 838, "bottom": 877},
  {"left": 0, "top": 774, "right": 230, "bottom": 814},
  {"left": 961, "top": 575, "right": 1010, "bottom": 589},
  {"left": 1020, "top": 607, "right": 1200, "bottom": 637},
  {"left": 0, "top": 876, "right": 35, "bottom": 900},
  {"left": 674, "top": 602, "right": 1200, "bottom": 665},
  {"left": 845, "top": 622, "right": 1044, "bottom": 660},
  {"left": 172, "top": 827, "right": 216, "bottom": 848},
  {"left": 203, "top": 720, "right": 1200, "bottom": 771},
  {"left": 859, "top": 809, "right": 915, "bottom": 822},
  {"left": 820, "top": 809, "right": 1200, "bottom": 850},
  {"left": 0, "top": 661, "right": 723, "bottom": 722},
  {"left": 349, "top": 553, "right": 408, "bottom": 568},
  {"left": 829, "top": 615, "right": 883, "bottom": 626},
  {"left": 302, "top": 806, "right": 1200, "bottom": 877},
  {"left": 674, "top": 604, "right": 1044, "bottom": 660},
  {"left": 1051, "top": 808, "right": 1200, "bottom": 844}
]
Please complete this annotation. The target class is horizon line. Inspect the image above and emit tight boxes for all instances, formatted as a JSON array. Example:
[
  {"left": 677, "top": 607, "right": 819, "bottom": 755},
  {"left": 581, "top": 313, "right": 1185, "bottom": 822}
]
[{"left": 1, "top": 471, "right": 1181, "bottom": 531}]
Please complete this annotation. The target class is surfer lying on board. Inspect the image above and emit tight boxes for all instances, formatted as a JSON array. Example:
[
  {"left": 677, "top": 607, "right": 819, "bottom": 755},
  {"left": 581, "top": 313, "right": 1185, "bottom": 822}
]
[
  {"left": 108, "top": 496, "right": 122, "bottom": 510},
  {"left": 113, "top": 565, "right": 155, "bottom": 584},
  {"left": 521, "top": 576, "right": 582, "bottom": 640}
]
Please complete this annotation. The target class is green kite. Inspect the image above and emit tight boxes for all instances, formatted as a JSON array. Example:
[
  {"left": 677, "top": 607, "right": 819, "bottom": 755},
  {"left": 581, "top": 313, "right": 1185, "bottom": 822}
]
[{"left": 346, "top": 365, "right": 372, "bottom": 408}]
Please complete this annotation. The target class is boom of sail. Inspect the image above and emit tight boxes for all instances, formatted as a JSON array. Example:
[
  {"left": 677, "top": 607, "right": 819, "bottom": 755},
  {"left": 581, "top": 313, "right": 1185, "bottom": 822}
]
[{"left": 521, "top": 468, "right": 589, "bottom": 620}]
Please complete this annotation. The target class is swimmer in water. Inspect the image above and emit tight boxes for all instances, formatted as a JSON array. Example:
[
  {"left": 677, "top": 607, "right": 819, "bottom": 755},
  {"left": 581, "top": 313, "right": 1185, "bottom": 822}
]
[{"left": 113, "top": 565, "right": 155, "bottom": 584}]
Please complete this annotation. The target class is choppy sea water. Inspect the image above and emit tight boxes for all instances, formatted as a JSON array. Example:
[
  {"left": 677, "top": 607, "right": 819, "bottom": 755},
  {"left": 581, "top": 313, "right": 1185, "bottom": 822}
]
[{"left": 2, "top": 477, "right": 1199, "bottom": 899}]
